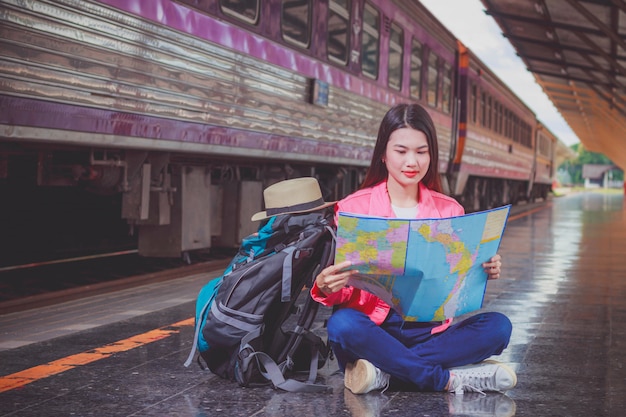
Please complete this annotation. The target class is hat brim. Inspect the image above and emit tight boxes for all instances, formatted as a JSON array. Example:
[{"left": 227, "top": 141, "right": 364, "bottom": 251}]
[{"left": 251, "top": 201, "right": 337, "bottom": 222}]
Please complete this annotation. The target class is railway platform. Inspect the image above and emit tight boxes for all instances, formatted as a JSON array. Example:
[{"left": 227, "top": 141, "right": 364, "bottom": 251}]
[{"left": 1, "top": 190, "right": 625, "bottom": 417}]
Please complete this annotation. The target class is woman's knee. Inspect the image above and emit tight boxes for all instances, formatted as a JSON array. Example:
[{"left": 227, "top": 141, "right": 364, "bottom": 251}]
[
  {"left": 327, "top": 308, "right": 367, "bottom": 342},
  {"left": 486, "top": 312, "right": 513, "bottom": 345}
]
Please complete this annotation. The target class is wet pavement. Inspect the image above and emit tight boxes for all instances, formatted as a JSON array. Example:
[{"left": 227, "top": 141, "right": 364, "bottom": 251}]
[{"left": 1, "top": 191, "right": 625, "bottom": 416}]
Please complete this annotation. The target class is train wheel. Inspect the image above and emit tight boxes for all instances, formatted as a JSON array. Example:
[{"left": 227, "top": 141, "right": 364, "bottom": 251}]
[
  {"left": 465, "top": 178, "right": 481, "bottom": 213},
  {"left": 509, "top": 181, "right": 519, "bottom": 205},
  {"left": 490, "top": 179, "right": 505, "bottom": 209}
]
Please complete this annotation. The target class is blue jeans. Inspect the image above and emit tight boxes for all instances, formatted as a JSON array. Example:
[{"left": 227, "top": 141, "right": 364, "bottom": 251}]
[{"left": 327, "top": 308, "right": 512, "bottom": 391}]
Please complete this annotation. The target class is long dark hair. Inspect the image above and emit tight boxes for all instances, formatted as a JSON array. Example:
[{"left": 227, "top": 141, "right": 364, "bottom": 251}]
[{"left": 360, "top": 103, "right": 442, "bottom": 192}]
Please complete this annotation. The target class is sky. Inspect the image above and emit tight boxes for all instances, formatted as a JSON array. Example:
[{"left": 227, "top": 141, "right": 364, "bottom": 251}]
[{"left": 420, "top": 0, "right": 579, "bottom": 146}]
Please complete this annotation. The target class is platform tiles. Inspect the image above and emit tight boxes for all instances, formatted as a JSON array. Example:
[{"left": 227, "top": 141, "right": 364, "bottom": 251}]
[{"left": 0, "top": 191, "right": 625, "bottom": 417}]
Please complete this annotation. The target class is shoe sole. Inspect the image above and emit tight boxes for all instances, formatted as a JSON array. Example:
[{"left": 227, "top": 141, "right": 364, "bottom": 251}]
[
  {"left": 345, "top": 359, "right": 376, "bottom": 394},
  {"left": 483, "top": 359, "right": 518, "bottom": 390}
]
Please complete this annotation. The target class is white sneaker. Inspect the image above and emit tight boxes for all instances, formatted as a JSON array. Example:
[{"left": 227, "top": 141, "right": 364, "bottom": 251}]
[
  {"left": 344, "top": 359, "right": 390, "bottom": 394},
  {"left": 448, "top": 360, "right": 517, "bottom": 395}
]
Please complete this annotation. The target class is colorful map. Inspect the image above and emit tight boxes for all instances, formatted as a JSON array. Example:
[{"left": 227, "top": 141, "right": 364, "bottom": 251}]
[{"left": 335, "top": 205, "right": 511, "bottom": 322}]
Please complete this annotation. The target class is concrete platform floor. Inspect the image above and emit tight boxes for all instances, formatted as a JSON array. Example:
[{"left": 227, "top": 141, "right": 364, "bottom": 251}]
[{"left": 1, "top": 191, "right": 625, "bottom": 416}]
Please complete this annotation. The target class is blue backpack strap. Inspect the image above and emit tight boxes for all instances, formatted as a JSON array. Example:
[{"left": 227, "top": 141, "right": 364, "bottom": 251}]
[{"left": 183, "top": 277, "right": 222, "bottom": 367}]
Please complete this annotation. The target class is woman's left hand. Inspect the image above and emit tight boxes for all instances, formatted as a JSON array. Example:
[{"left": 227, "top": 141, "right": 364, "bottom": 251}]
[{"left": 483, "top": 254, "right": 502, "bottom": 280}]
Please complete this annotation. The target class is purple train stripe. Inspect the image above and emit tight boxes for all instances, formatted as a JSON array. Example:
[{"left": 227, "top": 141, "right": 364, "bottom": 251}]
[{"left": 0, "top": 95, "right": 371, "bottom": 161}]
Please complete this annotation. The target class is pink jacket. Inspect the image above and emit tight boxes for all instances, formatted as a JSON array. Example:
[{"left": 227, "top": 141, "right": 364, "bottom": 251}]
[{"left": 311, "top": 181, "right": 464, "bottom": 327}]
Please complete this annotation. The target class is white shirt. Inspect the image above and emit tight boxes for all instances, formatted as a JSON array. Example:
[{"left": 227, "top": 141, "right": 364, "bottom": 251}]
[{"left": 391, "top": 204, "right": 419, "bottom": 218}]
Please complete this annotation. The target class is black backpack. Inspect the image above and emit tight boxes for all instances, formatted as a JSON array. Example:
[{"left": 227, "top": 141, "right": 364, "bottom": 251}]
[{"left": 184, "top": 209, "right": 335, "bottom": 392}]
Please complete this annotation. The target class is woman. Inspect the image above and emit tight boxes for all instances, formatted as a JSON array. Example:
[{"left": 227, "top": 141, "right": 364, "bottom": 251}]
[{"left": 311, "top": 103, "right": 516, "bottom": 395}]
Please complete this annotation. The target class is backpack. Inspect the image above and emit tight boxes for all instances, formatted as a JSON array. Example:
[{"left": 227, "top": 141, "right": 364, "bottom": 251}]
[{"left": 184, "top": 209, "right": 335, "bottom": 392}]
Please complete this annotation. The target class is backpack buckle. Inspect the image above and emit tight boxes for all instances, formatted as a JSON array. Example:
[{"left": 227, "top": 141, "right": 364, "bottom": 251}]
[{"left": 295, "top": 248, "right": 313, "bottom": 259}]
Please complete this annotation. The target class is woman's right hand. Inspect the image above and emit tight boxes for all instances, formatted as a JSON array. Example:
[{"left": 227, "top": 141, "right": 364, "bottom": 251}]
[{"left": 315, "top": 260, "right": 355, "bottom": 295}]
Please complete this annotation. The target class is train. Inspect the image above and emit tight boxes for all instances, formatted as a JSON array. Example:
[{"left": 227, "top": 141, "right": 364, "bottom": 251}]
[{"left": 0, "top": 0, "right": 565, "bottom": 260}]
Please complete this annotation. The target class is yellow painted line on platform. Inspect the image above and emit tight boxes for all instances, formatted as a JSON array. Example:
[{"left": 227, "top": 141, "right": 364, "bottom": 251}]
[{"left": 0, "top": 317, "right": 194, "bottom": 393}]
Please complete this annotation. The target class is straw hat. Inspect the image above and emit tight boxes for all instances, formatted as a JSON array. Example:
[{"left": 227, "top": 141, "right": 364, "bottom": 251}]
[{"left": 251, "top": 177, "right": 337, "bottom": 221}]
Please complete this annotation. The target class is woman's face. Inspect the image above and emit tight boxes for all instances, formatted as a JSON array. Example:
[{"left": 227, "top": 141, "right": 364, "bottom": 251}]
[{"left": 384, "top": 127, "right": 431, "bottom": 188}]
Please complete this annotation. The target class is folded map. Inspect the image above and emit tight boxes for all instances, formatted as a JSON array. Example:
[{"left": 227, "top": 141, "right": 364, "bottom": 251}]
[{"left": 334, "top": 205, "right": 511, "bottom": 322}]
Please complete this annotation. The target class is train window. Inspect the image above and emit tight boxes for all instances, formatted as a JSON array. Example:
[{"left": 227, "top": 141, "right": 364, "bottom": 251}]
[
  {"left": 361, "top": 3, "right": 379, "bottom": 79},
  {"left": 328, "top": 0, "right": 351, "bottom": 65},
  {"left": 504, "top": 109, "right": 511, "bottom": 138},
  {"left": 410, "top": 38, "right": 422, "bottom": 99},
  {"left": 493, "top": 101, "right": 498, "bottom": 132},
  {"left": 486, "top": 96, "right": 492, "bottom": 130},
  {"left": 492, "top": 98, "right": 497, "bottom": 131},
  {"left": 427, "top": 52, "right": 439, "bottom": 107},
  {"left": 470, "top": 84, "right": 477, "bottom": 124},
  {"left": 282, "top": 0, "right": 312, "bottom": 47},
  {"left": 388, "top": 23, "right": 403, "bottom": 90},
  {"left": 480, "top": 92, "right": 486, "bottom": 126},
  {"left": 493, "top": 99, "right": 500, "bottom": 133},
  {"left": 442, "top": 62, "right": 452, "bottom": 113},
  {"left": 220, "top": 0, "right": 259, "bottom": 25},
  {"left": 538, "top": 133, "right": 552, "bottom": 156},
  {"left": 494, "top": 102, "right": 499, "bottom": 132},
  {"left": 496, "top": 101, "right": 502, "bottom": 134}
]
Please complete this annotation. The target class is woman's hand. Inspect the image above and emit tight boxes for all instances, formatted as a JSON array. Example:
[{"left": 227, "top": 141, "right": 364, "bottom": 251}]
[
  {"left": 483, "top": 254, "right": 502, "bottom": 280},
  {"left": 315, "top": 260, "right": 355, "bottom": 295}
]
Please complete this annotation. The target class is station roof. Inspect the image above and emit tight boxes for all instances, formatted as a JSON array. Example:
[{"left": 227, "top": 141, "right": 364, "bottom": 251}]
[{"left": 481, "top": 0, "right": 626, "bottom": 171}]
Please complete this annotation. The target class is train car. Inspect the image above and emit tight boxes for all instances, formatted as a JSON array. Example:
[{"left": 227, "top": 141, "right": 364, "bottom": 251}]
[
  {"left": 451, "top": 42, "right": 538, "bottom": 211},
  {"left": 0, "top": 0, "right": 557, "bottom": 262},
  {"left": 532, "top": 122, "right": 559, "bottom": 200}
]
